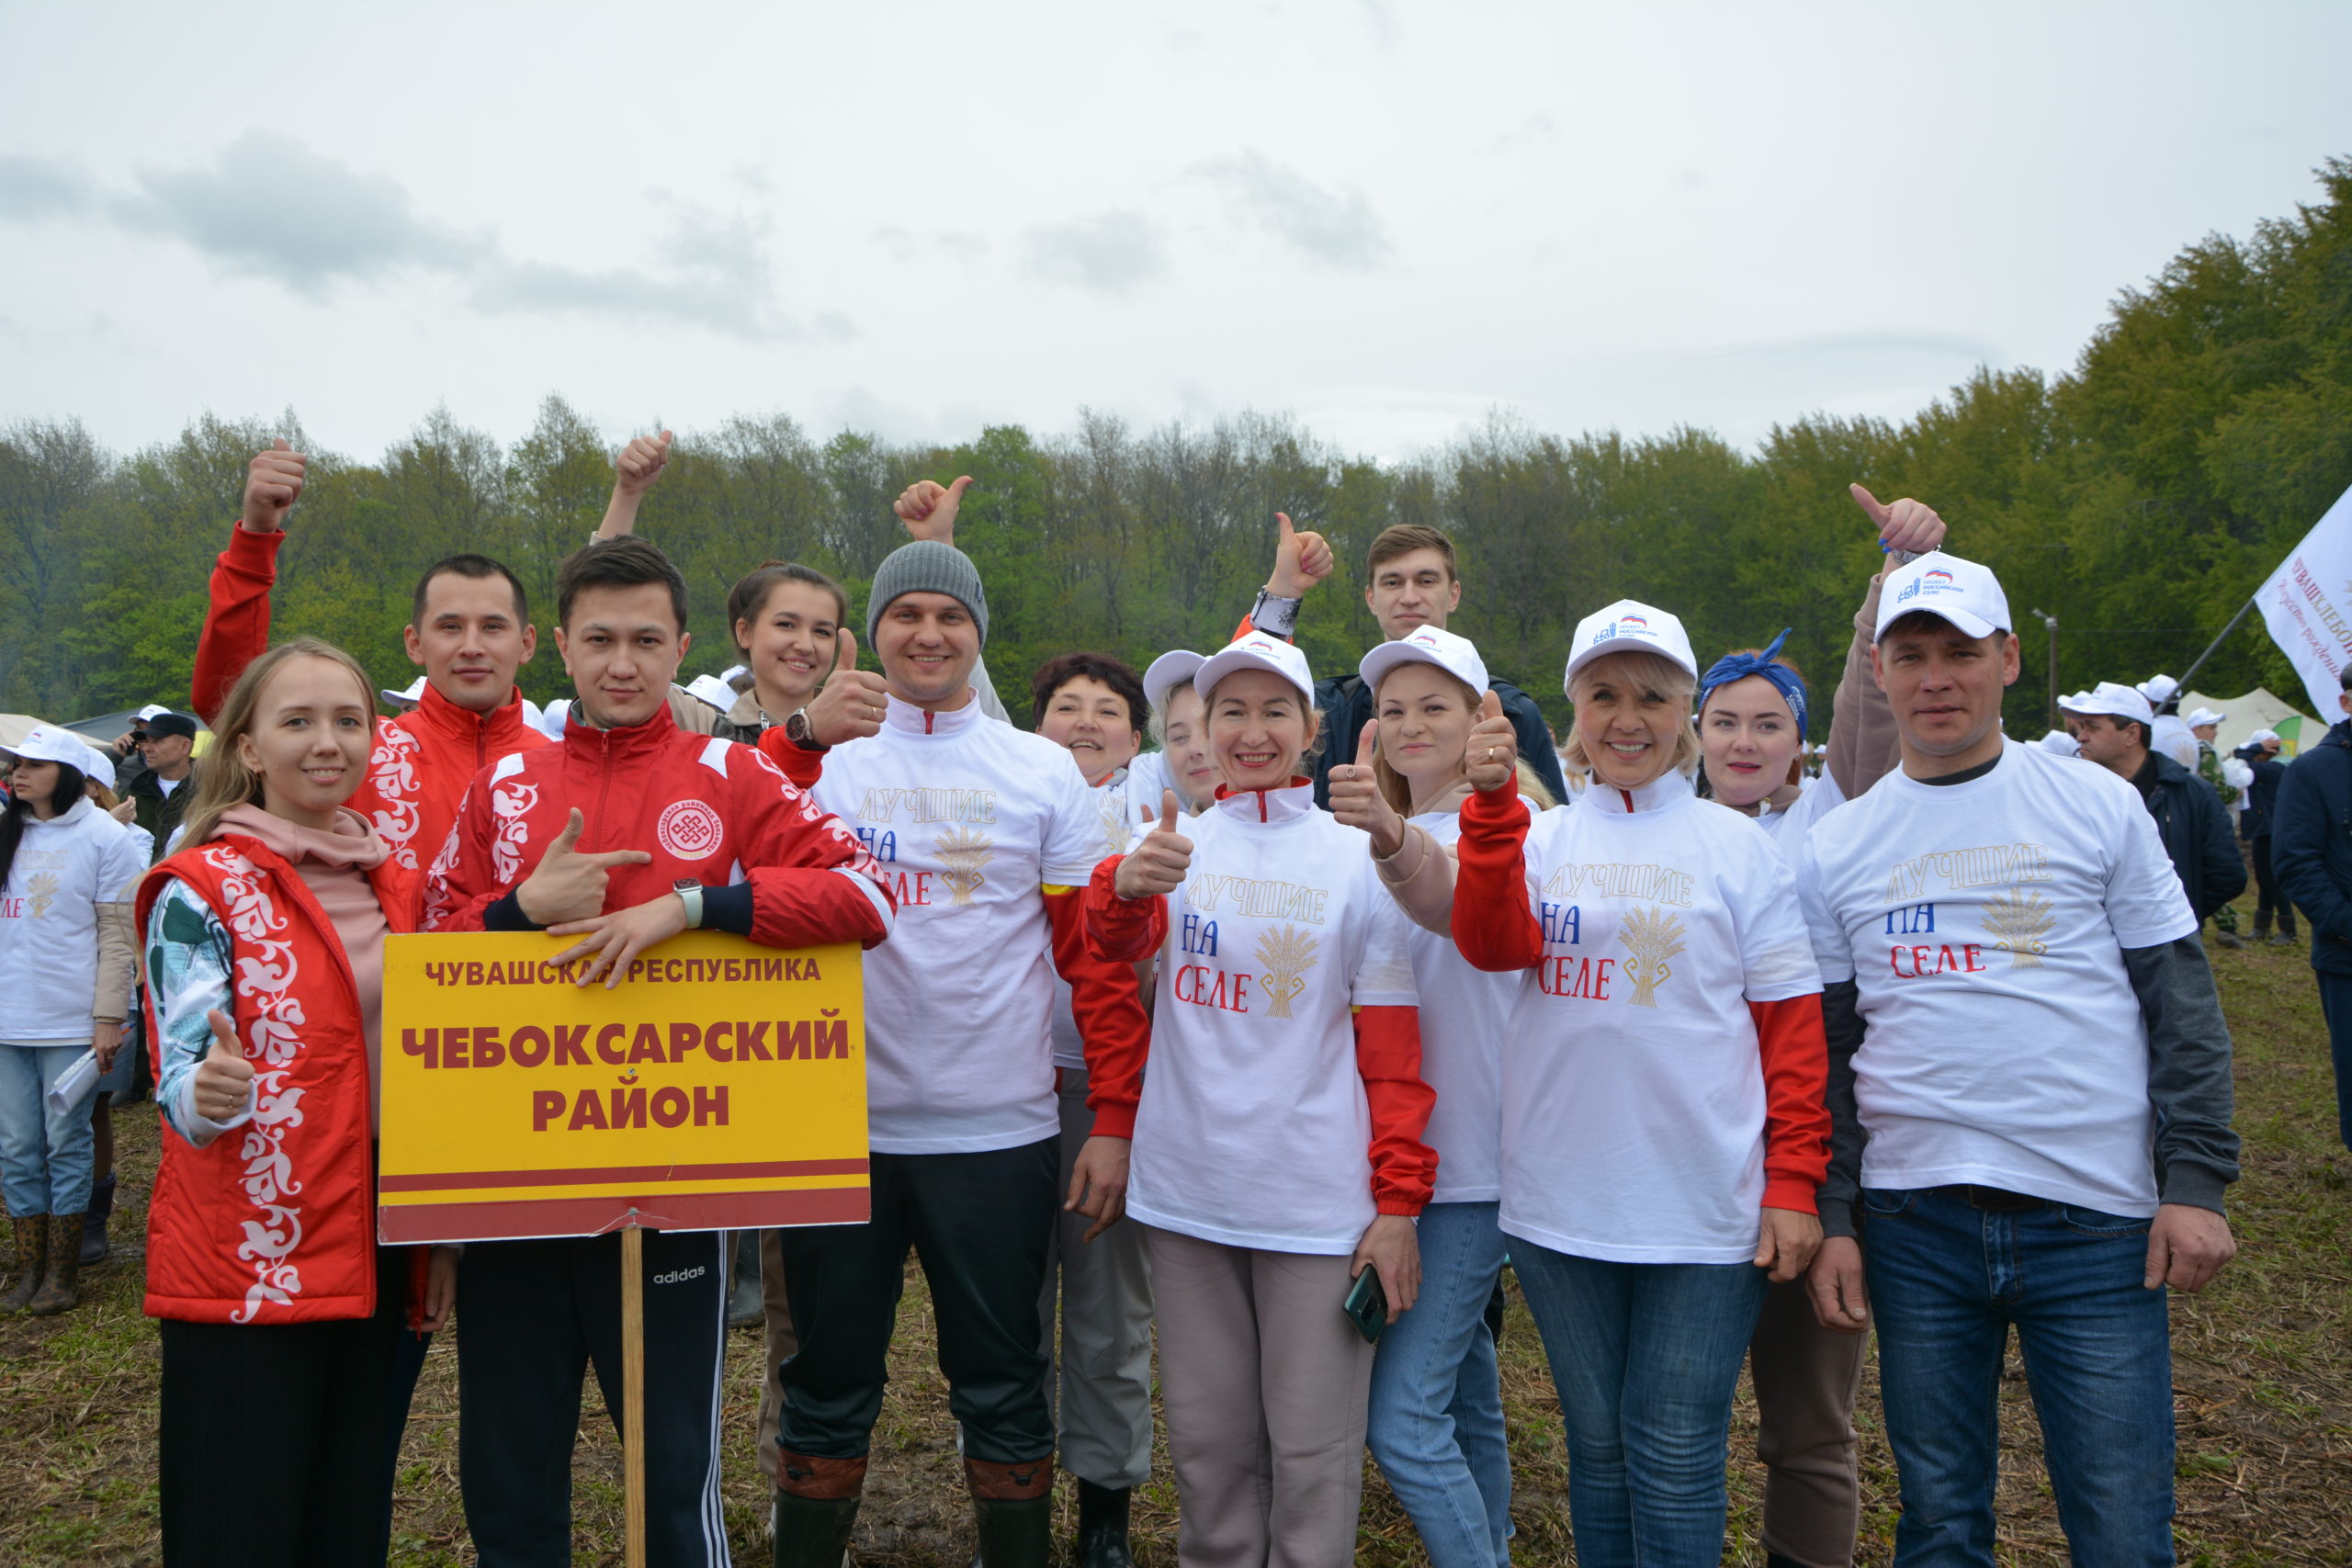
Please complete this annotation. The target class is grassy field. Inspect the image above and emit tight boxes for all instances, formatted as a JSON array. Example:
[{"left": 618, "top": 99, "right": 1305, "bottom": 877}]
[{"left": 4, "top": 909, "right": 2347, "bottom": 1566}]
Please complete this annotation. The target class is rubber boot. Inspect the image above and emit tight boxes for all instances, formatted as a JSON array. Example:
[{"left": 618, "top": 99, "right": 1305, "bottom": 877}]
[
  {"left": 2279, "top": 906, "right": 2300, "bottom": 943},
  {"left": 80, "top": 1173, "right": 116, "bottom": 1267},
  {"left": 1075, "top": 1478, "right": 1135, "bottom": 1568},
  {"left": 26, "top": 1214, "right": 83, "bottom": 1315},
  {"left": 729, "top": 1228, "right": 763, "bottom": 1329},
  {"left": 965, "top": 1455, "right": 1053, "bottom": 1568},
  {"left": 774, "top": 1451, "right": 864, "bottom": 1568},
  {"left": 1, "top": 1215, "right": 45, "bottom": 1312}
]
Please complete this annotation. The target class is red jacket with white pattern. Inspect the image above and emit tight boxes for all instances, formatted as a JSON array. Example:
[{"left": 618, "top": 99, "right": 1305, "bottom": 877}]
[{"left": 424, "top": 704, "right": 894, "bottom": 949}]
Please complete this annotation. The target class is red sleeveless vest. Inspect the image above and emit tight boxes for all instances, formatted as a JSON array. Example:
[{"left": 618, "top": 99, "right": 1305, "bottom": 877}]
[{"left": 136, "top": 834, "right": 413, "bottom": 1325}]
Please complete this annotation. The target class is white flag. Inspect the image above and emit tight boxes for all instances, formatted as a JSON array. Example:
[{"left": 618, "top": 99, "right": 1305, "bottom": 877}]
[{"left": 2256, "top": 481, "right": 2352, "bottom": 720}]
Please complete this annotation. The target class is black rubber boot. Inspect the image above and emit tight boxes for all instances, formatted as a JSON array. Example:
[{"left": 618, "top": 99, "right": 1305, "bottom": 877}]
[
  {"left": 774, "top": 1450, "right": 866, "bottom": 1568},
  {"left": 1075, "top": 1478, "right": 1135, "bottom": 1568},
  {"left": 80, "top": 1173, "right": 115, "bottom": 1267},
  {"left": 966, "top": 1456, "right": 1053, "bottom": 1568}
]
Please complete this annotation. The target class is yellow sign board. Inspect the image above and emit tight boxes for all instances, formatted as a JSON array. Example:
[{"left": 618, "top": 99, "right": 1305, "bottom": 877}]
[{"left": 378, "top": 931, "right": 867, "bottom": 1244}]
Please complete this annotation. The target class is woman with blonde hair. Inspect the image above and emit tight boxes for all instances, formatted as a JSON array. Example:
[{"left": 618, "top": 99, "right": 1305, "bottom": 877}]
[
  {"left": 1434, "top": 602, "right": 1832, "bottom": 1568},
  {"left": 139, "top": 637, "right": 455, "bottom": 1568},
  {"left": 1323, "top": 625, "right": 1530, "bottom": 1568},
  {"left": 1090, "top": 630, "right": 1435, "bottom": 1568}
]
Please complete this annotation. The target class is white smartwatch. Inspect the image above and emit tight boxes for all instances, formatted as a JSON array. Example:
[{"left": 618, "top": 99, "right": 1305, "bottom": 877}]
[{"left": 673, "top": 879, "right": 704, "bottom": 930}]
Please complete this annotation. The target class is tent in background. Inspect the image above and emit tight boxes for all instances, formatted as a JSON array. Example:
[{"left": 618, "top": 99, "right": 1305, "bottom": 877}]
[
  {"left": 0, "top": 715, "right": 45, "bottom": 748},
  {"left": 2182, "top": 687, "right": 2319, "bottom": 757}
]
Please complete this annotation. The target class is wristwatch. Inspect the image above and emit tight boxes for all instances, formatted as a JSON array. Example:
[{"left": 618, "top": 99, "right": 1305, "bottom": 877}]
[
  {"left": 672, "top": 879, "right": 704, "bottom": 930},
  {"left": 783, "top": 709, "right": 829, "bottom": 752}
]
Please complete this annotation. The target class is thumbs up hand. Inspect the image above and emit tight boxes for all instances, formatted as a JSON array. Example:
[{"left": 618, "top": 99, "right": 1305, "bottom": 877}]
[
  {"left": 1114, "top": 790, "right": 1195, "bottom": 899},
  {"left": 192, "top": 1009, "right": 256, "bottom": 1123},
  {"left": 799, "top": 629, "right": 893, "bottom": 746},
  {"left": 515, "top": 807, "right": 653, "bottom": 927},
  {"left": 1850, "top": 483, "right": 1946, "bottom": 558},
  {"left": 896, "top": 475, "right": 975, "bottom": 544},
  {"left": 616, "top": 430, "right": 673, "bottom": 499},
  {"left": 1266, "top": 512, "right": 1335, "bottom": 599},
  {"left": 1464, "top": 691, "right": 1518, "bottom": 794},
  {"left": 1329, "top": 719, "right": 1406, "bottom": 856},
  {"left": 242, "top": 439, "right": 308, "bottom": 534}
]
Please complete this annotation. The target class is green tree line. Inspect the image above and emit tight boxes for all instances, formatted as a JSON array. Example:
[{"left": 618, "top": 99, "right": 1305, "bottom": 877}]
[{"left": 5, "top": 159, "right": 2348, "bottom": 740}]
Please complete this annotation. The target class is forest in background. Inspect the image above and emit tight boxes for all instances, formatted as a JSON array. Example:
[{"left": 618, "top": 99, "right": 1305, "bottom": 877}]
[{"left": 3, "top": 159, "right": 2347, "bottom": 739}]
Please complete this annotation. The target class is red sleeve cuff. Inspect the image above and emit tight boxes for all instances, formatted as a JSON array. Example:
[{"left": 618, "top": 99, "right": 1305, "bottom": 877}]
[
  {"left": 1750, "top": 996, "right": 1831, "bottom": 1209},
  {"left": 1083, "top": 857, "right": 1165, "bottom": 963}
]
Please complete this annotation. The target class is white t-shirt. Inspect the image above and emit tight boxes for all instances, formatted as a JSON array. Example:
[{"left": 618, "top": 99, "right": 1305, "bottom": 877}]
[
  {"left": 154, "top": 773, "right": 184, "bottom": 798},
  {"left": 1406, "top": 809, "right": 1524, "bottom": 1204},
  {"left": 0, "top": 798, "right": 150, "bottom": 1041},
  {"left": 1753, "top": 766, "right": 1846, "bottom": 852},
  {"left": 1049, "top": 764, "right": 1159, "bottom": 1072},
  {"left": 812, "top": 694, "right": 1113, "bottom": 1154},
  {"left": 1125, "top": 784, "right": 1419, "bottom": 1254},
  {"left": 1796, "top": 739, "right": 2197, "bottom": 1216},
  {"left": 1496, "top": 771, "right": 1821, "bottom": 1264},
  {"left": 2152, "top": 714, "right": 2199, "bottom": 773}
]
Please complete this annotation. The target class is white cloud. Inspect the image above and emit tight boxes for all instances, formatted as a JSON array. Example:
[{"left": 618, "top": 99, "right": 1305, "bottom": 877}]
[
  {"left": 1020, "top": 209, "right": 1171, "bottom": 295},
  {"left": 1190, "top": 151, "right": 1391, "bottom": 271}
]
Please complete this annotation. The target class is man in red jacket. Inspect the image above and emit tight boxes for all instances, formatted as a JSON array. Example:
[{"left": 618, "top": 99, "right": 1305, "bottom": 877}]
[
  {"left": 425, "top": 536, "right": 895, "bottom": 1568},
  {"left": 193, "top": 442, "right": 557, "bottom": 912}
]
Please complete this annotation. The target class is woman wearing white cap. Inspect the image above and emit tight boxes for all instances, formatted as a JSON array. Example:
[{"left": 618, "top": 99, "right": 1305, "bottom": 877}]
[
  {"left": 1090, "top": 630, "right": 1436, "bottom": 1568},
  {"left": 1136, "top": 649, "right": 1222, "bottom": 817},
  {"left": 1448, "top": 601, "right": 1831, "bottom": 1568},
  {"left": 1688, "top": 486, "right": 1940, "bottom": 1568},
  {"left": 1321, "top": 624, "right": 1527, "bottom": 1568},
  {"left": 0, "top": 724, "right": 146, "bottom": 1316}
]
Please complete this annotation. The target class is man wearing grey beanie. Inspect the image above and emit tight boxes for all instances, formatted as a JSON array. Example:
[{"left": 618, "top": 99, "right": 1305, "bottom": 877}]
[{"left": 767, "top": 483, "right": 1150, "bottom": 1568}]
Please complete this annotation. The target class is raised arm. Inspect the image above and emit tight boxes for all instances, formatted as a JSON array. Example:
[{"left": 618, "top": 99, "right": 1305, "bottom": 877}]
[
  {"left": 1232, "top": 513, "right": 1335, "bottom": 642},
  {"left": 591, "top": 430, "right": 673, "bottom": 541},
  {"left": 191, "top": 442, "right": 305, "bottom": 723},
  {"left": 1449, "top": 696, "right": 1546, "bottom": 971},
  {"left": 1826, "top": 484, "right": 1945, "bottom": 799}
]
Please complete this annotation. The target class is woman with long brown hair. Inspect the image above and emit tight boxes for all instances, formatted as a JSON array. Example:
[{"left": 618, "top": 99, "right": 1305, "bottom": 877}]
[{"left": 140, "top": 637, "right": 455, "bottom": 1568}]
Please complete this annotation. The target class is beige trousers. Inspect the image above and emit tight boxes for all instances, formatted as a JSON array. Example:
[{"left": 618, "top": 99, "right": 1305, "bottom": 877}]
[{"left": 1145, "top": 1225, "right": 1374, "bottom": 1568}]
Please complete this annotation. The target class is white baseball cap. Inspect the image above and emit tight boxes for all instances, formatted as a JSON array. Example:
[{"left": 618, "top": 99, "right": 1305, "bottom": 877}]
[
  {"left": 2183, "top": 706, "right": 2226, "bottom": 728},
  {"left": 1195, "top": 632, "right": 1316, "bottom": 706},
  {"left": 1, "top": 723, "right": 101, "bottom": 774},
  {"left": 2249, "top": 728, "right": 2280, "bottom": 746},
  {"left": 2037, "top": 728, "right": 2082, "bottom": 756},
  {"left": 2061, "top": 681, "right": 2156, "bottom": 727},
  {"left": 684, "top": 673, "right": 736, "bottom": 712},
  {"left": 1360, "top": 625, "right": 1490, "bottom": 699},
  {"left": 1143, "top": 649, "right": 1207, "bottom": 714},
  {"left": 135, "top": 703, "right": 175, "bottom": 722},
  {"left": 1564, "top": 600, "right": 1697, "bottom": 690},
  {"left": 379, "top": 675, "right": 427, "bottom": 708},
  {"left": 75, "top": 740, "right": 118, "bottom": 790},
  {"left": 1875, "top": 550, "right": 2012, "bottom": 640},
  {"left": 2137, "top": 673, "right": 2179, "bottom": 705}
]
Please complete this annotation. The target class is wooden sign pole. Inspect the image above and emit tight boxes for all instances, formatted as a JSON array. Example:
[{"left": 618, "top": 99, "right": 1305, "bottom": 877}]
[{"left": 622, "top": 1218, "right": 648, "bottom": 1568}]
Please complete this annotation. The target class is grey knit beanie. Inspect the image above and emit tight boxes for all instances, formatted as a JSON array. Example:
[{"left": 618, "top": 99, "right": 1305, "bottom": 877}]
[{"left": 866, "top": 540, "right": 989, "bottom": 647}]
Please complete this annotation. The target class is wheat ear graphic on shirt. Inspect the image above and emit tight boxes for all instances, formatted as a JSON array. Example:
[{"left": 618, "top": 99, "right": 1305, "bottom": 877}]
[
  {"left": 1255, "top": 924, "right": 1319, "bottom": 1020},
  {"left": 26, "top": 872, "right": 59, "bottom": 919},
  {"left": 1616, "top": 907, "right": 1687, "bottom": 1007},
  {"left": 934, "top": 826, "right": 995, "bottom": 906},
  {"left": 1982, "top": 885, "right": 2054, "bottom": 967}
]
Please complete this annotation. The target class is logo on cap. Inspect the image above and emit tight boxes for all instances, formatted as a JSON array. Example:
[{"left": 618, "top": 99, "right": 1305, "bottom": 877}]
[
  {"left": 1923, "top": 569, "right": 1955, "bottom": 589},
  {"left": 1592, "top": 614, "right": 1651, "bottom": 646}
]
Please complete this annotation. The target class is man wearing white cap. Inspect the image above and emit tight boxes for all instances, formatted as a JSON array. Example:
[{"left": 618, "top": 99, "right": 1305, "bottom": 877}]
[
  {"left": 2062, "top": 683, "right": 2245, "bottom": 931},
  {"left": 1796, "top": 551, "right": 2240, "bottom": 1564}
]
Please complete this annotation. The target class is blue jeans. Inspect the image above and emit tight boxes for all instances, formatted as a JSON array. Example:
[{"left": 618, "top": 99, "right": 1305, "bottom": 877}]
[
  {"left": 1861, "top": 1186, "right": 2176, "bottom": 1567},
  {"left": 0, "top": 1043, "right": 96, "bottom": 1215},
  {"left": 1367, "top": 1201, "right": 1513, "bottom": 1568},
  {"left": 1511, "top": 1241, "right": 1768, "bottom": 1568}
]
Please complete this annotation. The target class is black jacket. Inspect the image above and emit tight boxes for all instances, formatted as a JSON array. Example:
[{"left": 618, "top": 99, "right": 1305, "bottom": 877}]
[
  {"left": 2134, "top": 751, "right": 2246, "bottom": 922},
  {"left": 126, "top": 766, "right": 190, "bottom": 865},
  {"left": 1305, "top": 671, "right": 1570, "bottom": 811},
  {"left": 2233, "top": 743, "right": 2286, "bottom": 840},
  {"left": 2275, "top": 719, "right": 2352, "bottom": 975}
]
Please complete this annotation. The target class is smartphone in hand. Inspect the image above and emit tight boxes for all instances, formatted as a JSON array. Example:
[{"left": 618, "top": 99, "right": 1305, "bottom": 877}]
[{"left": 1342, "top": 1265, "right": 1387, "bottom": 1344}]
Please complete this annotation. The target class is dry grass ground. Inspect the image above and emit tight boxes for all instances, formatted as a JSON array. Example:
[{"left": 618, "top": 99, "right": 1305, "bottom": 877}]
[{"left": 3, "top": 912, "right": 2346, "bottom": 1565}]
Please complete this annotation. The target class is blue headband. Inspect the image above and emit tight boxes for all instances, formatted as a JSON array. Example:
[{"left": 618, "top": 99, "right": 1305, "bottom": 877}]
[{"left": 1699, "top": 627, "right": 1808, "bottom": 736}]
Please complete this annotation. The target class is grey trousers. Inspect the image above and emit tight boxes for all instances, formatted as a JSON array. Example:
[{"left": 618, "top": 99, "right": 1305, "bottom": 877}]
[
  {"left": 1146, "top": 1224, "right": 1374, "bottom": 1568},
  {"left": 1038, "top": 1066, "right": 1157, "bottom": 1490}
]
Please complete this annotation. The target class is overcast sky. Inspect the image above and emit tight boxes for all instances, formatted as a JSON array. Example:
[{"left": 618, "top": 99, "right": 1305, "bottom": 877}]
[{"left": 4, "top": 1, "right": 2349, "bottom": 467}]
